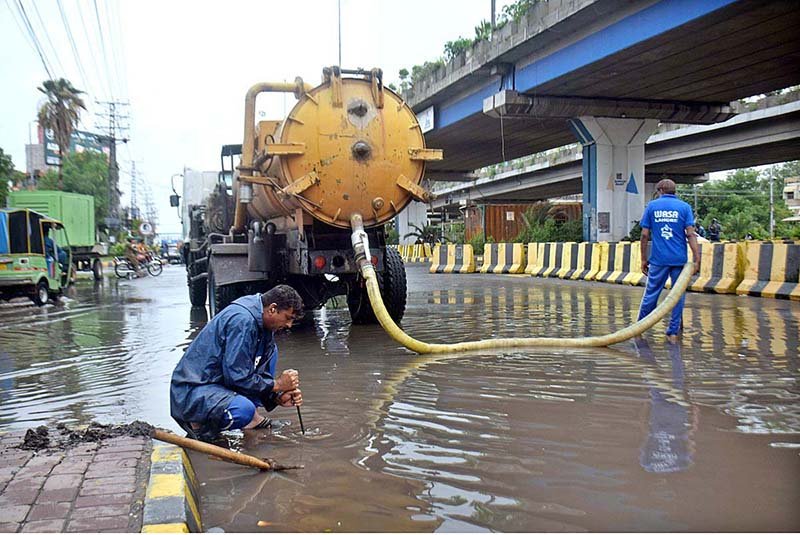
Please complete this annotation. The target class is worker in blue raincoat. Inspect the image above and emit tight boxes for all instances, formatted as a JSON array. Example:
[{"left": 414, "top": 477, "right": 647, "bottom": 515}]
[{"left": 170, "top": 285, "right": 304, "bottom": 441}]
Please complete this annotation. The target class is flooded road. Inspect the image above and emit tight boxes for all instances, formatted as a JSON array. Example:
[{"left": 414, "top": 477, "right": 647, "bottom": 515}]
[{"left": 1, "top": 264, "right": 798, "bottom": 531}]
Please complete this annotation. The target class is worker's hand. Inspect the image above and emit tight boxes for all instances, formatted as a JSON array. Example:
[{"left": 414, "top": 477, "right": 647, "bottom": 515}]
[
  {"left": 278, "top": 389, "right": 302, "bottom": 407},
  {"left": 275, "top": 369, "right": 299, "bottom": 391},
  {"left": 641, "top": 260, "right": 649, "bottom": 276},
  {"left": 692, "top": 258, "right": 701, "bottom": 275}
]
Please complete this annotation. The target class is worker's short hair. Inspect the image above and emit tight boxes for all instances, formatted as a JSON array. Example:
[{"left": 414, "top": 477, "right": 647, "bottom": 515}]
[
  {"left": 262, "top": 285, "right": 303, "bottom": 313},
  {"left": 655, "top": 178, "right": 676, "bottom": 194}
]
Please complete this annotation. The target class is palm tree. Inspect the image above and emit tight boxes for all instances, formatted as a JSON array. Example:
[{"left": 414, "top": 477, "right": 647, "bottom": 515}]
[{"left": 37, "top": 78, "right": 86, "bottom": 190}]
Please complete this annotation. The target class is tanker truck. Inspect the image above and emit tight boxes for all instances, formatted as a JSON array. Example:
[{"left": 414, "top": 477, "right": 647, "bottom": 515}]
[{"left": 184, "top": 67, "right": 441, "bottom": 322}]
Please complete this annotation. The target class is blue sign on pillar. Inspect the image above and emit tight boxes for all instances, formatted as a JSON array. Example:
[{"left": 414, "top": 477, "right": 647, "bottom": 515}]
[{"left": 626, "top": 172, "right": 639, "bottom": 194}]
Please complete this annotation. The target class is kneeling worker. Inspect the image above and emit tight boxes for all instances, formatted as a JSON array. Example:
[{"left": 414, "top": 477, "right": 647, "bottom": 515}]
[{"left": 171, "top": 285, "right": 304, "bottom": 441}]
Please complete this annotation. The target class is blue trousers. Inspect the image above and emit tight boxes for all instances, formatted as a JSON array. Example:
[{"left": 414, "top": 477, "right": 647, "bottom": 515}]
[
  {"left": 220, "top": 395, "right": 260, "bottom": 431},
  {"left": 638, "top": 264, "right": 685, "bottom": 336}
]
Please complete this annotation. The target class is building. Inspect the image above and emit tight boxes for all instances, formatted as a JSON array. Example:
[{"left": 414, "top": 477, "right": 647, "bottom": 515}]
[{"left": 783, "top": 176, "right": 800, "bottom": 220}]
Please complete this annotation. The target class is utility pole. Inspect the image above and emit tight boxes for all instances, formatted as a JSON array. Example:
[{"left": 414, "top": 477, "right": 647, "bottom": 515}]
[
  {"left": 769, "top": 166, "right": 775, "bottom": 239},
  {"left": 130, "top": 161, "right": 138, "bottom": 221},
  {"left": 491, "top": 0, "right": 496, "bottom": 30},
  {"left": 95, "top": 100, "right": 130, "bottom": 230}
]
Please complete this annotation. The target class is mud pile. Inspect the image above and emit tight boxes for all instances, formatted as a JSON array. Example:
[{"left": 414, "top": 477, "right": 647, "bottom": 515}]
[{"left": 20, "top": 421, "right": 154, "bottom": 451}]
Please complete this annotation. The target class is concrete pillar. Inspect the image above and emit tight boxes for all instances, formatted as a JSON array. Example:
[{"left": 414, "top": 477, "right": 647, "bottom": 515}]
[
  {"left": 569, "top": 117, "right": 658, "bottom": 242},
  {"left": 396, "top": 200, "right": 429, "bottom": 245}
]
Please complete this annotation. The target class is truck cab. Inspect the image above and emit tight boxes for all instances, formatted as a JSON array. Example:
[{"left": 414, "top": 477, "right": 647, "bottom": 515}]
[{"left": 0, "top": 208, "right": 73, "bottom": 306}]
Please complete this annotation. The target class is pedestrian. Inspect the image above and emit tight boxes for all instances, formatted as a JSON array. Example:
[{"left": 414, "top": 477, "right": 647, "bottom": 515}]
[
  {"left": 707, "top": 218, "right": 722, "bottom": 242},
  {"left": 638, "top": 179, "right": 701, "bottom": 342},
  {"left": 170, "top": 285, "right": 305, "bottom": 441}
]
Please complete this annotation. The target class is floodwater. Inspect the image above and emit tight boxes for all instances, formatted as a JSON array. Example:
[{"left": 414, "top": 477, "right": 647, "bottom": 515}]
[{"left": 0, "top": 264, "right": 798, "bottom": 531}]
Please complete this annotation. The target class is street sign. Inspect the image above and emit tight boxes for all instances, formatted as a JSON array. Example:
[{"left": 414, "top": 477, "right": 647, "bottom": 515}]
[{"left": 139, "top": 222, "right": 154, "bottom": 236}]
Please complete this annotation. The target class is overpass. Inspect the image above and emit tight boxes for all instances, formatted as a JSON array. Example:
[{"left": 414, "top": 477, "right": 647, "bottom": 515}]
[
  {"left": 403, "top": 0, "right": 800, "bottom": 240},
  {"left": 430, "top": 97, "right": 800, "bottom": 208}
]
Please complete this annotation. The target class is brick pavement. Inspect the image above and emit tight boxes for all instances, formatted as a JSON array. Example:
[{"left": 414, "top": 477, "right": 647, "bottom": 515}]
[{"left": 0, "top": 429, "right": 152, "bottom": 533}]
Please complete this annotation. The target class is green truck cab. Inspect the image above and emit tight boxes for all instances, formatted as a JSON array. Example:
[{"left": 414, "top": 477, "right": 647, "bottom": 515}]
[
  {"left": 0, "top": 208, "right": 74, "bottom": 305},
  {"left": 7, "top": 190, "right": 104, "bottom": 280}
]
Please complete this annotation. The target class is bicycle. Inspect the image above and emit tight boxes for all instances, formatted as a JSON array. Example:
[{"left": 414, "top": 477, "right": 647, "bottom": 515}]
[{"left": 114, "top": 255, "right": 163, "bottom": 278}]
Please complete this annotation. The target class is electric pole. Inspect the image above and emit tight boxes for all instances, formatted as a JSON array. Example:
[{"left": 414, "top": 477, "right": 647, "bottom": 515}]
[
  {"left": 130, "top": 161, "right": 138, "bottom": 221},
  {"left": 769, "top": 166, "right": 775, "bottom": 239},
  {"left": 95, "top": 100, "right": 130, "bottom": 230}
]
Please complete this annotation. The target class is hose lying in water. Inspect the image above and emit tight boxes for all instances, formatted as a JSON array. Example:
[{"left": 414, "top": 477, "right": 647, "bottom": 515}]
[{"left": 350, "top": 214, "right": 693, "bottom": 354}]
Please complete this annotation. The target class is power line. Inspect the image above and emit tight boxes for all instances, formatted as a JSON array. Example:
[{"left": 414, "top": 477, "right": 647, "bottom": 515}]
[
  {"left": 56, "top": 0, "right": 92, "bottom": 95},
  {"left": 13, "top": 0, "right": 53, "bottom": 78},
  {"left": 30, "top": 0, "right": 66, "bottom": 76},
  {"left": 92, "top": 0, "right": 115, "bottom": 101},
  {"left": 103, "top": 0, "right": 127, "bottom": 100},
  {"left": 3, "top": 0, "right": 38, "bottom": 58},
  {"left": 75, "top": 0, "right": 107, "bottom": 100}
]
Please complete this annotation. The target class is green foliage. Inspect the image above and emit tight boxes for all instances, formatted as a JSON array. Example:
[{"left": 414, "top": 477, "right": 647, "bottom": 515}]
[
  {"left": 403, "top": 222, "right": 443, "bottom": 244},
  {"left": 37, "top": 78, "right": 86, "bottom": 188},
  {"left": 0, "top": 148, "right": 13, "bottom": 207},
  {"left": 515, "top": 202, "right": 583, "bottom": 243},
  {"left": 624, "top": 221, "right": 642, "bottom": 241},
  {"left": 676, "top": 161, "right": 798, "bottom": 239},
  {"left": 39, "top": 151, "right": 110, "bottom": 224},
  {"left": 444, "top": 37, "right": 473, "bottom": 61},
  {"left": 468, "top": 233, "right": 486, "bottom": 252},
  {"left": 385, "top": 226, "right": 399, "bottom": 245},
  {"left": 411, "top": 60, "right": 445, "bottom": 87},
  {"left": 110, "top": 242, "right": 127, "bottom": 257},
  {"left": 444, "top": 221, "right": 465, "bottom": 243}
]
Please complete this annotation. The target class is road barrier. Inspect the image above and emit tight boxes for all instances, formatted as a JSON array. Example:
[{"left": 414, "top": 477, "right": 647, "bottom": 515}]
[
  {"left": 480, "top": 243, "right": 526, "bottom": 273},
  {"left": 430, "top": 244, "right": 476, "bottom": 273},
  {"left": 528, "top": 242, "right": 570, "bottom": 277},
  {"left": 690, "top": 242, "right": 743, "bottom": 294},
  {"left": 562, "top": 242, "right": 600, "bottom": 281},
  {"left": 142, "top": 443, "right": 202, "bottom": 533},
  {"left": 736, "top": 241, "right": 800, "bottom": 300}
]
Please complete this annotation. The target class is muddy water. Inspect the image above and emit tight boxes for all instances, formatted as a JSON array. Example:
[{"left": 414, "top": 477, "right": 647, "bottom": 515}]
[{"left": 0, "top": 265, "right": 798, "bottom": 531}]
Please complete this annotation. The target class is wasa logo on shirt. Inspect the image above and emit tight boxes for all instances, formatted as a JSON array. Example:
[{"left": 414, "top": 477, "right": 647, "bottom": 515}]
[
  {"left": 660, "top": 225, "right": 674, "bottom": 240},
  {"left": 654, "top": 210, "right": 679, "bottom": 222}
]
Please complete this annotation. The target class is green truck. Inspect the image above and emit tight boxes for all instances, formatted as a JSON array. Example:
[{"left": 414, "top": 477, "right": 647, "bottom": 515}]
[{"left": 7, "top": 190, "right": 105, "bottom": 280}]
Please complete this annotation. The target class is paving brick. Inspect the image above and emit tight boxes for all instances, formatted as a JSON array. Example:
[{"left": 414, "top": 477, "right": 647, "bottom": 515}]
[
  {"left": 84, "top": 467, "right": 136, "bottom": 480},
  {"left": 36, "top": 488, "right": 78, "bottom": 503},
  {"left": 102, "top": 437, "right": 146, "bottom": 447},
  {"left": 0, "top": 467, "right": 19, "bottom": 479},
  {"left": 78, "top": 483, "right": 136, "bottom": 496},
  {"left": 64, "top": 444, "right": 97, "bottom": 456},
  {"left": 0, "top": 506, "right": 30, "bottom": 524},
  {"left": 27, "top": 502, "right": 70, "bottom": 522},
  {"left": 85, "top": 459, "right": 139, "bottom": 472},
  {"left": 0, "top": 489, "right": 40, "bottom": 507},
  {"left": 42, "top": 474, "right": 82, "bottom": 491},
  {"left": 4, "top": 477, "right": 45, "bottom": 494},
  {"left": 74, "top": 492, "right": 134, "bottom": 508},
  {"left": 81, "top": 476, "right": 136, "bottom": 489},
  {"left": 66, "top": 515, "right": 130, "bottom": 532},
  {"left": 12, "top": 465, "right": 54, "bottom": 479},
  {"left": 92, "top": 450, "right": 143, "bottom": 462},
  {"left": 49, "top": 459, "right": 91, "bottom": 475},
  {"left": 69, "top": 503, "right": 130, "bottom": 520},
  {"left": 0, "top": 522, "right": 20, "bottom": 532},
  {"left": 97, "top": 442, "right": 145, "bottom": 452},
  {"left": 20, "top": 519, "right": 66, "bottom": 532},
  {"left": 25, "top": 454, "right": 62, "bottom": 468},
  {"left": 0, "top": 453, "right": 33, "bottom": 468}
]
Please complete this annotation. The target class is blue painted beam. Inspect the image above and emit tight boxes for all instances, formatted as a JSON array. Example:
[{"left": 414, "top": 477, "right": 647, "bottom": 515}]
[{"left": 435, "top": 0, "right": 739, "bottom": 131}]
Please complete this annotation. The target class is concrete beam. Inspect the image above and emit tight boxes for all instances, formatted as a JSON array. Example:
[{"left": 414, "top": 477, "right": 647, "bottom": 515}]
[{"left": 483, "top": 90, "right": 736, "bottom": 124}]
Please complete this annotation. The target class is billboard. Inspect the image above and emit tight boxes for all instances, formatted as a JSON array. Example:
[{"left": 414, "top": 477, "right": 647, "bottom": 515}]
[{"left": 40, "top": 127, "right": 112, "bottom": 166}]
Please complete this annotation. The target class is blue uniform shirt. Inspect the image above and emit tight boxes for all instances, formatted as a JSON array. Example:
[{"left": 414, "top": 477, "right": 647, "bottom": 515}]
[{"left": 640, "top": 194, "right": 694, "bottom": 266}]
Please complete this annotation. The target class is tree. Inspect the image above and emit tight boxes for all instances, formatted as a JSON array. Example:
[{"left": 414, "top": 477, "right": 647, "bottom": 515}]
[
  {"left": 37, "top": 78, "right": 86, "bottom": 190},
  {"left": 403, "top": 222, "right": 443, "bottom": 244},
  {"left": 0, "top": 148, "right": 13, "bottom": 207},
  {"left": 39, "top": 150, "right": 110, "bottom": 223}
]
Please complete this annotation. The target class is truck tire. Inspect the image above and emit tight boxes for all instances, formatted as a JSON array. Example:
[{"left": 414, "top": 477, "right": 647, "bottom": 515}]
[
  {"left": 92, "top": 259, "right": 103, "bottom": 280},
  {"left": 207, "top": 261, "right": 237, "bottom": 317},
  {"left": 188, "top": 263, "right": 207, "bottom": 307},
  {"left": 348, "top": 247, "right": 406, "bottom": 324},
  {"left": 32, "top": 280, "right": 49, "bottom": 307}
]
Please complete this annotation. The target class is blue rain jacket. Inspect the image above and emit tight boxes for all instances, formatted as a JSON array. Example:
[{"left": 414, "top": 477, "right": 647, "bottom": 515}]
[{"left": 170, "top": 294, "right": 281, "bottom": 433}]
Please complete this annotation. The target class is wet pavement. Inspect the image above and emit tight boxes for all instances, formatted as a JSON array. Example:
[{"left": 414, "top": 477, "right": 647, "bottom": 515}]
[{"left": 0, "top": 263, "right": 798, "bottom": 531}]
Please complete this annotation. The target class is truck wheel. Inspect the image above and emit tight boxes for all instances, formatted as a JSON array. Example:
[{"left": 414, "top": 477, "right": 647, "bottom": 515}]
[
  {"left": 348, "top": 248, "right": 407, "bottom": 324},
  {"left": 188, "top": 263, "right": 207, "bottom": 307},
  {"left": 92, "top": 259, "right": 103, "bottom": 280},
  {"left": 32, "top": 280, "right": 49, "bottom": 306},
  {"left": 208, "top": 262, "right": 237, "bottom": 317}
]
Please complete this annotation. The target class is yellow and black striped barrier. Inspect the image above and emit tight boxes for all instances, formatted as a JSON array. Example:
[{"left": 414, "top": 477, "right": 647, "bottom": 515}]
[
  {"left": 562, "top": 242, "right": 600, "bottom": 281},
  {"left": 142, "top": 443, "right": 202, "bottom": 533},
  {"left": 430, "top": 244, "right": 476, "bottom": 273},
  {"left": 480, "top": 243, "right": 527, "bottom": 273},
  {"left": 736, "top": 242, "right": 800, "bottom": 300},
  {"left": 690, "top": 242, "right": 742, "bottom": 294},
  {"left": 528, "top": 242, "right": 570, "bottom": 277}
]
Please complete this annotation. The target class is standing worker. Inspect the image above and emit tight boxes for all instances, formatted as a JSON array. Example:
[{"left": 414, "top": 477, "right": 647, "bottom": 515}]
[
  {"left": 638, "top": 179, "right": 701, "bottom": 343},
  {"left": 170, "top": 285, "right": 304, "bottom": 441},
  {"left": 707, "top": 218, "right": 722, "bottom": 242}
]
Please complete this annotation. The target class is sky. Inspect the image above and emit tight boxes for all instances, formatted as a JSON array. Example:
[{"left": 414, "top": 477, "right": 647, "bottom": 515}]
[{"left": 1, "top": 0, "right": 515, "bottom": 234}]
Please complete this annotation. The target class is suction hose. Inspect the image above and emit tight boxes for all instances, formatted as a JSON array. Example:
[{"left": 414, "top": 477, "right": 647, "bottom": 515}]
[{"left": 350, "top": 214, "right": 693, "bottom": 354}]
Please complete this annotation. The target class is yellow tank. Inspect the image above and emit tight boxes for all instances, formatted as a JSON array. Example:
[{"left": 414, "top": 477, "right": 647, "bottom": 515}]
[{"left": 234, "top": 67, "right": 441, "bottom": 231}]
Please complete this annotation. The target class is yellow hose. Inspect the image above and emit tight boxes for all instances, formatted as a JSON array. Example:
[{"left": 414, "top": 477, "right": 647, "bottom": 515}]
[{"left": 350, "top": 214, "right": 693, "bottom": 354}]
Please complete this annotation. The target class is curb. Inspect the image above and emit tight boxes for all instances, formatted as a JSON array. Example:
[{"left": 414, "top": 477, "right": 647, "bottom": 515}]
[{"left": 141, "top": 442, "right": 203, "bottom": 533}]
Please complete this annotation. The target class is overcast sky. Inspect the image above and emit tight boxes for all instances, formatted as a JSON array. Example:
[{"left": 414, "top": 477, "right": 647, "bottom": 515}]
[{"left": 1, "top": 0, "right": 514, "bottom": 234}]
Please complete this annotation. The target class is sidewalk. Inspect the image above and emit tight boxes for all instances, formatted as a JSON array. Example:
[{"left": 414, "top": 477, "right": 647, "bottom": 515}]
[{"left": 0, "top": 427, "right": 152, "bottom": 533}]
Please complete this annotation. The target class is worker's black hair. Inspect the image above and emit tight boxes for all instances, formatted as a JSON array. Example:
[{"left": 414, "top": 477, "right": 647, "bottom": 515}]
[{"left": 262, "top": 285, "right": 303, "bottom": 313}]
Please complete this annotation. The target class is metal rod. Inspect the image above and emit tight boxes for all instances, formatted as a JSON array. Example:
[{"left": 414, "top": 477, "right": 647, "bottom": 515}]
[{"left": 296, "top": 405, "right": 305, "bottom": 434}]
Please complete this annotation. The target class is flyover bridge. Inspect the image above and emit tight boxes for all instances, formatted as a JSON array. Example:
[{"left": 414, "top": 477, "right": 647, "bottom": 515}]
[{"left": 404, "top": 0, "right": 800, "bottom": 240}]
